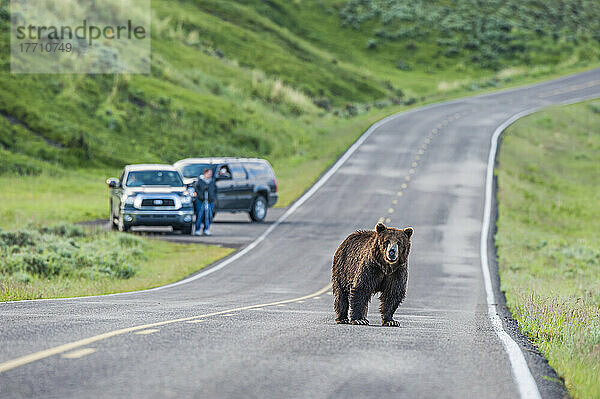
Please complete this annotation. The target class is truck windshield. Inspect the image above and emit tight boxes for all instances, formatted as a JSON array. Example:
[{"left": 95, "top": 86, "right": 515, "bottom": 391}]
[
  {"left": 126, "top": 171, "right": 183, "bottom": 187},
  {"left": 181, "top": 164, "right": 213, "bottom": 178}
]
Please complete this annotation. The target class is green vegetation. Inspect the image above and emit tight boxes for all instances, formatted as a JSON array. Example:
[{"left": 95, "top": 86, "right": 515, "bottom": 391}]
[
  {"left": 0, "top": 224, "right": 233, "bottom": 301},
  {"left": 2, "top": 1, "right": 600, "bottom": 219},
  {"left": 1, "top": 1, "right": 599, "bottom": 300},
  {"left": 496, "top": 101, "right": 600, "bottom": 398},
  {"left": 340, "top": 0, "right": 600, "bottom": 70}
]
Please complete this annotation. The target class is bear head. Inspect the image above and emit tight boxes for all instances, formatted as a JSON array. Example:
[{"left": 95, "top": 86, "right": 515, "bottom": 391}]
[{"left": 375, "top": 222, "right": 413, "bottom": 274}]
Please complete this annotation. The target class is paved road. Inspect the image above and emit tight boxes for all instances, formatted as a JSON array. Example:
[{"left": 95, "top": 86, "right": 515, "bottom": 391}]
[
  {"left": 2, "top": 69, "right": 600, "bottom": 399},
  {"left": 85, "top": 208, "right": 287, "bottom": 249}
]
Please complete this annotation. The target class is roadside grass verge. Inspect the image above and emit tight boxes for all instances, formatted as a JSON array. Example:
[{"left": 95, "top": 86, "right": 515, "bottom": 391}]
[
  {"left": 496, "top": 100, "right": 600, "bottom": 398},
  {"left": 0, "top": 224, "right": 233, "bottom": 301},
  {"left": 0, "top": 168, "right": 118, "bottom": 229}
]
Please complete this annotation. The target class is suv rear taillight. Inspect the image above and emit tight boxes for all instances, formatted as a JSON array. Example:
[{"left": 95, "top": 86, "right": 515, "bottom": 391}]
[{"left": 274, "top": 177, "right": 278, "bottom": 192}]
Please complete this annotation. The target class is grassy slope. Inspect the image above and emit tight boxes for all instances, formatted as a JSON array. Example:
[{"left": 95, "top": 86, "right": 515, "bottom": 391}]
[
  {"left": 2, "top": 1, "right": 600, "bottom": 228},
  {"left": 496, "top": 101, "right": 600, "bottom": 398},
  {"left": 2, "top": 241, "right": 233, "bottom": 301},
  {"left": 0, "top": 226, "right": 233, "bottom": 301}
]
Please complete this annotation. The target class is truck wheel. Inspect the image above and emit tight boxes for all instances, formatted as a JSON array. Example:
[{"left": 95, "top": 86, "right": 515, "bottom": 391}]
[
  {"left": 249, "top": 196, "right": 267, "bottom": 222},
  {"left": 110, "top": 202, "right": 118, "bottom": 230},
  {"left": 118, "top": 217, "right": 131, "bottom": 232},
  {"left": 180, "top": 224, "right": 194, "bottom": 235}
]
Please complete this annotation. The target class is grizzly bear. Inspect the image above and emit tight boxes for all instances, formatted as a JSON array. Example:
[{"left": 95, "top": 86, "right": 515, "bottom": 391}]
[{"left": 332, "top": 222, "right": 413, "bottom": 326}]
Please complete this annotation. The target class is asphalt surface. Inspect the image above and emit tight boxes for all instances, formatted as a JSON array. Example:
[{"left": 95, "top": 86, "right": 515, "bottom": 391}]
[
  {"left": 2, "top": 69, "right": 600, "bottom": 399},
  {"left": 84, "top": 208, "right": 287, "bottom": 249}
]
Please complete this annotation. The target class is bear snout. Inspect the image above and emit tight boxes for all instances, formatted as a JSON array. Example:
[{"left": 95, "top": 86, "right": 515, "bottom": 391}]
[{"left": 386, "top": 243, "right": 399, "bottom": 262}]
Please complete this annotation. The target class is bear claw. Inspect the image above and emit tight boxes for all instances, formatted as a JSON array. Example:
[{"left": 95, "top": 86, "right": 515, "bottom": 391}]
[
  {"left": 336, "top": 319, "right": 350, "bottom": 324},
  {"left": 350, "top": 319, "right": 370, "bottom": 325},
  {"left": 382, "top": 320, "right": 401, "bottom": 327}
]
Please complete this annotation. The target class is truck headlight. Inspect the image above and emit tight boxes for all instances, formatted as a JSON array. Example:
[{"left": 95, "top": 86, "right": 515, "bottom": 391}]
[
  {"left": 180, "top": 196, "right": 192, "bottom": 205},
  {"left": 123, "top": 196, "right": 135, "bottom": 205}
]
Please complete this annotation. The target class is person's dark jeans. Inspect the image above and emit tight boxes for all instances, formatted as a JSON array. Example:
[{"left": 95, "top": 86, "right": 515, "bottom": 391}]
[{"left": 195, "top": 200, "right": 214, "bottom": 232}]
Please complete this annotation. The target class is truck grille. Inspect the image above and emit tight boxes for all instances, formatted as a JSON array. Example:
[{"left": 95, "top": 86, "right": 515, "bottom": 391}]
[{"left": 141, "top": 198, "right": 175, "bottom": 207}]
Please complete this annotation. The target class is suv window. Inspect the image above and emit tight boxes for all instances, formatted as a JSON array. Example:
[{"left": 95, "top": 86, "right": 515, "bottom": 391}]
[
  {"left": 181, "top": 163, "right": 213, "bottom": 178},
  {"left": 230, "top": 163, "right": 247, "bottom": 180},
  {"left": 245, "top": 162, "right": 271, "bottom": 179}
]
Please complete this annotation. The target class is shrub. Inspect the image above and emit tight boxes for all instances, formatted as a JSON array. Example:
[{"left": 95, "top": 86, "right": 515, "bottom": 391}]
[
  {"left": 338, "top": 0, "right": 600, "bottom": 70},
  {"left": 0, "top": 225, "right": 146, "bottom": 282},
  {"left": 396, "top": 60, "right": 411, "bottom": 71}
]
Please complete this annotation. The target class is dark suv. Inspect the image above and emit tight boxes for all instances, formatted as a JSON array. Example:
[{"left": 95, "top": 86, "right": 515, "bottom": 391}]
[
  {"left": 173, "top": 158, "right": 278, "bottom": 222},
  {"left": 106, "top": 164, "right": 195, "bottom": 234}
]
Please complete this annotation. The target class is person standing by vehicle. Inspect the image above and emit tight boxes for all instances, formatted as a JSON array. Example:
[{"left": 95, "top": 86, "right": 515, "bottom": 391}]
[{"left": 194, "top": 168, "right": 217, "bottom": 236}]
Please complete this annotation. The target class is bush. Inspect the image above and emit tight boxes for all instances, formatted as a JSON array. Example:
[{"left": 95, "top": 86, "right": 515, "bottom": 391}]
[
  {"left": 396, "top": 60, "right": 411, "bottom": 71},
  {"left": 38, "top": 223, "right": 85, "bottom": 238},
  {"left": 0, "top": 225, "right": 146, "bottom": 281},
  {"left": 338, "top": 0, "right": 600, "bottom": 70}
]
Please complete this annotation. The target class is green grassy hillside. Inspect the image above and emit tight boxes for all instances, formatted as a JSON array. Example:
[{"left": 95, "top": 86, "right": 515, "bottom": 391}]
[{"left": 0, "top": 0, "right": 599, "bottom": 228}]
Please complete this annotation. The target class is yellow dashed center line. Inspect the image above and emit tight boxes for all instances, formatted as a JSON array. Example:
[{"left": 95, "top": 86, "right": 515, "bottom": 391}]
[
  {"left": 385, "top": 218, "right": 391, "bottom": 224},
  {"left": 405, "top": 176, "right": 411, "bottom": 181},
  {"left": 388, "top": 208, "right": 394, "bottom": 214},
  {"left": 0, "top": 284, "right": 332, "bottom": 374},
  {"left": 392, "top": 199, "right": 398, "bottom": 205},
  {"left": 61, "top": 348, "right": 96, "bottom": 359},
  {"left": 538, "top": 80, "right": 600, "bottom": 98},
  {"left": 135, "top": 329, "right": 159, "bottom": 335},
  {"left": 397, "top": 191, "right": 403, "bottom": 197},
  {"left": 412, "top": 162, "right": 418, "bottom": 167},
  {"left": 401, "top": 183, "right": 407, "bottom": 189}
]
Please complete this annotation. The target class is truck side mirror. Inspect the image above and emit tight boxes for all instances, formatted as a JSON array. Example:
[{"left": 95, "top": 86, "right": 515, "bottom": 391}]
[{"left": 106, "top": 178, "right": 120, "bottom": 188}]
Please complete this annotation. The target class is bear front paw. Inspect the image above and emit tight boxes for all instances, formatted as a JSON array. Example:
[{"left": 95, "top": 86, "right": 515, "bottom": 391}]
[
  {"left": 382, "top": 319, "right": 401, "bottom": 327},
  {"left": 336, "top": 318, "right": 350, "bottom": 324},
  {"left": 350, "top": 319, "right": 370, "bottom": 326}
]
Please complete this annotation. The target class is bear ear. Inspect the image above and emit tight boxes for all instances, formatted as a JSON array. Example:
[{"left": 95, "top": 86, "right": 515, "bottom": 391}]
[
  {"left": 375, "top": 222, "right": 386, "bottom": 233},
  {"left": 404, "top": 227, "right": 414, "bottom": 239}
]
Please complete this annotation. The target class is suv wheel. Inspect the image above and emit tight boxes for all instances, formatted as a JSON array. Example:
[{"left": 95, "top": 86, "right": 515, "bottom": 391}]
[{"left": 249, "top": 195, "right": 267, "bottom": 222}]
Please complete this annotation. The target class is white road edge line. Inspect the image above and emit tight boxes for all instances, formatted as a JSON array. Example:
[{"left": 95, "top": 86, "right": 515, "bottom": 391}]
[
  {"left": 481, "top": 94, "right": 599, "bottom": 399},
  {"left": 482, "top": 108, "right": 542, "bottom": 399}
]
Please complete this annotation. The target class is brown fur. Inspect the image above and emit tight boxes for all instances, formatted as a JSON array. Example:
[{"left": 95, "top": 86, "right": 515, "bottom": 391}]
[{"left": 331, "top": 222, "right": 413, "bottom": 326}]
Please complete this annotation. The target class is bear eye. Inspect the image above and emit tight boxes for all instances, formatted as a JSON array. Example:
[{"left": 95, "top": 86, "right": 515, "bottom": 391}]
[{"left": 383, "top": 240, "right": 390, "bottom": 247}]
